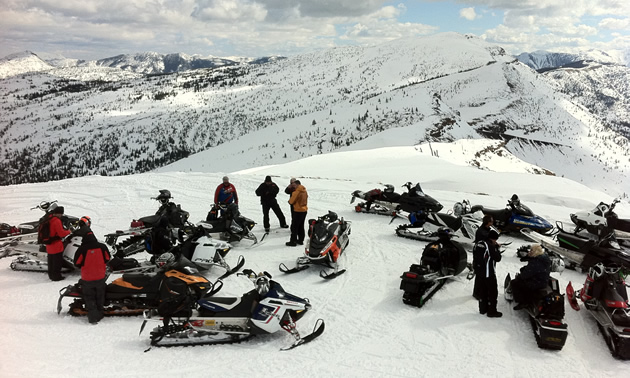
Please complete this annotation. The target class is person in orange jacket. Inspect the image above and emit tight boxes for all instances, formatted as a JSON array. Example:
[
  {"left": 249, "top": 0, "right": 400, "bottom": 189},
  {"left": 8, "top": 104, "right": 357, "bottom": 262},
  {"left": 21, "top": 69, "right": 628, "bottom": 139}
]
[
  {"left": 286, "top": 180, "right": 308, "bottom": 247},
  {"left": 74, "top": 219, "right": 111, "bottom": 324},
  {"left": 44, "top": 206, "right": 72, "bottom": 281}
]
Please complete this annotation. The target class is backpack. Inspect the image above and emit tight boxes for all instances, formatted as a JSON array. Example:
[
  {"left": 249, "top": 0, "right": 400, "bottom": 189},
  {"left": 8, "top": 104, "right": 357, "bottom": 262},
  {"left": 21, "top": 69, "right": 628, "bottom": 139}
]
[{"left": 37, "top": 215, "right": 54, "bottom": 245}]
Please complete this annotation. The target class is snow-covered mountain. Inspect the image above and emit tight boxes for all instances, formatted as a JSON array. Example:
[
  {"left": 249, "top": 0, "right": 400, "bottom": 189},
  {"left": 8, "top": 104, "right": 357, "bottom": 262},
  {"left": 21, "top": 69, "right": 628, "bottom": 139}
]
[
  {"left": 0, "top": 51, "right": 54, "bottom": 79},
  {"left": 0, "top": 146, "right": 628, "bottom": 377},
  {"left": 0, "top": 33, "right": 628, "bottom": 196},
  {"left": 517, "top": 50, "right": 624, "bottom": 71}
]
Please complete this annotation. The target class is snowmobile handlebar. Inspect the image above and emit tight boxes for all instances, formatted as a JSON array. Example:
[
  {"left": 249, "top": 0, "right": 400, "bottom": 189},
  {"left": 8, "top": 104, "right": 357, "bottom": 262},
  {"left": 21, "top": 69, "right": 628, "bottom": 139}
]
[{"left": 32, "top": 200, "right": 58, "bottom": 211}]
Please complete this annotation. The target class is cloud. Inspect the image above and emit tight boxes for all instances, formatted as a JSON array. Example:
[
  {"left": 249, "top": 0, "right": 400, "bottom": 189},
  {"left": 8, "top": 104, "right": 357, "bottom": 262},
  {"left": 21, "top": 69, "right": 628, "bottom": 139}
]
[
  {"left": 459, "top": 7, "right": 478, "bottom": 21},
  {"left": 191, "top": 0, "right": 267, "bottom": 22},
  {"left": 599, "top": 17, "right": 630, "bottom": 30}
]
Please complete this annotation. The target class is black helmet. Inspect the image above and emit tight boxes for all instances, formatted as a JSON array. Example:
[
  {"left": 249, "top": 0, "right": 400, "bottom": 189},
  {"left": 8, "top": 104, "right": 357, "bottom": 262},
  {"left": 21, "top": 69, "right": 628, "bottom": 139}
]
[
  {"left": 510, "top": 194, "right": 520, "bottom": 207},
  {"left": 488, "top": 228, "right": 500, "bottom": 240},
  {"left": 157, "top": 189, "right": 172, "bottom": 205},
  {"left": 384, "top": 184, "right": 394, "bottom": 193},
  {"left": 437, "top": 227, "right": 453, "bottom": 240}
]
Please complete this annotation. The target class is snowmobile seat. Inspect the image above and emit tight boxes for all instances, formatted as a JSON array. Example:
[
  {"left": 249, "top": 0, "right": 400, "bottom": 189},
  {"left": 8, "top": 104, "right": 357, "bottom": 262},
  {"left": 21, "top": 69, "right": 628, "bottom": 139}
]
[
  {"left": 118, "top": 273, "right": 156, "bottom": 288},
  {"left": 198, "top": 290, "right": 261, "bottom": 318},
  {"left": 138, "top": 214, "right": 161, "bottom": 227},
  {"left": 481, "top": 207, "right": 508, "bottom": 221}
]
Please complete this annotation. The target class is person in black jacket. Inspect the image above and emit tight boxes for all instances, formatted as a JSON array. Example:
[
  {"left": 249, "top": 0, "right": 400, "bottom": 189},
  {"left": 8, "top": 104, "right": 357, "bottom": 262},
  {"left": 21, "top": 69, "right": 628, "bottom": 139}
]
[
  {"left": 511, "top": 244, "right": 551, "bottom": 310},
  {"left": 149, "top": 216, "right": 174, "bottom": 259},
  {"left": 255, "top": 176, "right": 289, "bottom": 233},
  {"left": 473, "top": 215, "right": 493, "bottom": 300},
  {"left": 472, "top": 228, "right": 503, "bottom": 318},
  {"left": 73, "top": 226, "right": 111, "bottom": 324}
]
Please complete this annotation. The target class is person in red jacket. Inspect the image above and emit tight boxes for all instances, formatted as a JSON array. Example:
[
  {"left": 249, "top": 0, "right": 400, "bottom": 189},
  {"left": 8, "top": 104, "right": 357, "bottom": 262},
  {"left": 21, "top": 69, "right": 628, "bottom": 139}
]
[
  {"left": 73, "top": 223, "right": 111, "bottom": 324},
  {"left": 46, "top": 206, "right": 72, "bottom": 281},
  {"left": 214, "top": 176, "right": 238, "bottom": 206}
]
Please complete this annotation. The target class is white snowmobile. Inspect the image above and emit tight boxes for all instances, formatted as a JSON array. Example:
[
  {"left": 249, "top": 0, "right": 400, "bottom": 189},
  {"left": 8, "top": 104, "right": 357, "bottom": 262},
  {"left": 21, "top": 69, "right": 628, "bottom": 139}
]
[
  {"left": 571, "top": 198, "right": 630, "bottom": 247},
  {"left": 141, "top": 270, "right": 324, "bottom": 350},
  {"left": 0, "top": 201, "right": 79, "bottom": 259}
]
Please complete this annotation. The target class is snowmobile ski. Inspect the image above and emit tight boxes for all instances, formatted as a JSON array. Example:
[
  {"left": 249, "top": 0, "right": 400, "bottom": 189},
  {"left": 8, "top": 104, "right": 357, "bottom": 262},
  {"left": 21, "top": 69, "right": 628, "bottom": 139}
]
[
  {"left": 281, "top": 319, "right": 325, "bottom": 351},
  {"left": 278, "top": 262, "right": 310, "bottom": 274},
  {"left": 319, "top": 268, "right": 346, "bottom": 280},
  {"left": 565, "top": 282, "right": 581, "bottom": 311},
  {"left": 218, "top": 255, "right": 246, "bottom": 280}
]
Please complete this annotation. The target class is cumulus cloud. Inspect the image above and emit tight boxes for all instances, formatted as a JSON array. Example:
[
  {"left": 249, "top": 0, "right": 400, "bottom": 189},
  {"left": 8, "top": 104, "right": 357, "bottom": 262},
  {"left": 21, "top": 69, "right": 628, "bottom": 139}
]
[
  {"left": 599, "top": 17, "right": 630, "bottom": 30},
  {"left": 191, "top": 0, "right": 267, "bottom": 22},
  {"left": 459, "top": 7, "right": 478, "bottom": 21}
]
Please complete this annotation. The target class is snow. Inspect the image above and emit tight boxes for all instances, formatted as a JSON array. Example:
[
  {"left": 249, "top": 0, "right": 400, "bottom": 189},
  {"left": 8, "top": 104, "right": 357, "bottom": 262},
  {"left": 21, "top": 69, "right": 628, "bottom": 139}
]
[{"left": 1, "top": 146, "right": 629, "bottom": 377}]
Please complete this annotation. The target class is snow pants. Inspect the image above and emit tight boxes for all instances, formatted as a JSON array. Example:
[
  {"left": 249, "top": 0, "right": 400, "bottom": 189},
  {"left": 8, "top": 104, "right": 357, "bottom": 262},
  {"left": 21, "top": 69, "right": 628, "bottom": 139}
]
[
  {"left": 47, "top": 252, "right": 64, "bottom": 281},
  {"left": 290, "top": 211, "right": 307, "bottom": 244},
  {"left": 262, "top": 200, "right": 287, "bottom": 229},
  {"left": 80, "top": 278, "right": 107, "bottom": 324},
  {"left": 476, "top": 273, "right": 498, "bottom": 314}
]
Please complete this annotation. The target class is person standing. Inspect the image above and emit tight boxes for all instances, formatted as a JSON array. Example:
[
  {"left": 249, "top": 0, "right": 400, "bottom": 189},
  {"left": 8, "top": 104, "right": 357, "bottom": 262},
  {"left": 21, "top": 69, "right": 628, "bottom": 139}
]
[
  {"left": 473, "top": 215, "right": 494, "bottom": 299},
  {"left": 285, "top": 177, "right": 297, "bottom": 214},
  {"left": 472, "top": 228, "right": 502, "bottom": 318},
  {"left": 286, "top": 180, "right": 308, "bottom": 247},
  {"left": 255, "top": 176, "right": 289, "bottom": 232},
  {"left": 74, "top": 225, "right": 111, "bottom": 324},
  {"left": 42, "top": 206, "right": 72, "bottom": 281},
  {"left": 214, "top": 176, "right": 239, "bottom": 206}
]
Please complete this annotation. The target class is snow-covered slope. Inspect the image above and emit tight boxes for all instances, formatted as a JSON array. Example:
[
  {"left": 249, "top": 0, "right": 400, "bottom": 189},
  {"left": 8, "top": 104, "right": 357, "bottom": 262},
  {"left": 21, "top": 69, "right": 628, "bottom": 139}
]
[
  {"left": 1, "top": 33, "right": 628, "bottom": 196},
  {"left": 0, "top": 51, "right": 53, "bottom": 79},
  {"left": 0, "top": 147, "right": 628, "bottom": 377},
  {"left": 517, "top": 50, "right": 624, "bottom": 71}
]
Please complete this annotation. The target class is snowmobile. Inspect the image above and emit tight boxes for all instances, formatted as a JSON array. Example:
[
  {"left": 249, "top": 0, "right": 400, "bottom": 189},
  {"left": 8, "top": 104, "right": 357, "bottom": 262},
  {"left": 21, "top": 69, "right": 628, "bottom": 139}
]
[
  {"left": 279, "top": 211, "right": 351, "bottom": 279},
  {"left": 470, "top": 195, "right": 553, "bottom": 235},
  {"left": 57, "top": 253, "right": 212, "bottom": 317},
  {"left": 197, "top": 203, "right": 258, "bottom": 245},
  {"left": 571, "top": 198, "right": 630, "bottom": 246},
  {"left": 351, "top": 182, "right": 443, "bottom": 216},
  {"left": 141, "top": 269, "right": 324, "bottom": 350},
  {"left": 504, "top": 273, "right": 568, "bottom": 350},
  {"left": 394, "top": 200, "right": 481, "bottom": 243},
  {"left": 178, "top": 223, "right": 245, "bottom": 279},
  {"left": 566, "top": 263, "right": 630, "bottom": 359},
  {"left": 104, "top": 190, "right": 190, "bottom": 258},
  {"left": 521, "top": 223, "right": 630, "bottom": 272},
  {"left": 399, "top": 228, "right": 471, "bottom": 308},
  {"left": 0, "top": 201, "right": 79, "bottom": 259}
]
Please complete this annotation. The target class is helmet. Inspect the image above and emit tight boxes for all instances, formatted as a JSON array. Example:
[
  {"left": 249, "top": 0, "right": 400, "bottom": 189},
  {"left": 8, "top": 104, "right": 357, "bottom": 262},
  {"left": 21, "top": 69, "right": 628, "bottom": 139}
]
[
  {"left": 509, "top": 194, "right": 520, "bottom": 207},
  {"left": 79, "top": 216, "right": 91, "bottom": 228},
  {"left": 255, "top": 276, "right": 270, "bottom": 295},
  {"left": 588, "top": 263, "right": 604, "bottom": 280},
  {"left": 384, "top": 184, "right": 394, "bottom": 193},
  {"left": 437, "top": 227, "right": 453, "bottom": 240},
  {"left": 156, "top": 252, "right": 176, "bottom": 269},
  {"left": 157, "top": 189, "right": 172, "bottom": 205},
  {"left": 605, "top": 263, "right": 621, "bottom": 275},
  {"left": 488, "top": 227, "right": 500, "bottom": 240}
]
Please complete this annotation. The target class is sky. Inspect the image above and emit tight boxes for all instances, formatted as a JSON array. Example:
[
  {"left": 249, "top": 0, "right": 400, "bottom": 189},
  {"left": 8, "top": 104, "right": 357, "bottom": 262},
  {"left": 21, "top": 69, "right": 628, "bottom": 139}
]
[{"left": 0, "top": 0, "right": 629, "bottom": 62}]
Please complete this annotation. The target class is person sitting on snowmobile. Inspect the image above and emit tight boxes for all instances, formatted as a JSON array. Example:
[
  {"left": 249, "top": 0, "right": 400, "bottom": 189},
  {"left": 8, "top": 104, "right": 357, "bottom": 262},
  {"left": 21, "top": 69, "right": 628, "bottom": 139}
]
[
  {"left": 508, "top": 194, "right": 533, "bottom": 216},
  {"left": 363, "top": 186, "right": 387, "bottom": 211},
  {"left": 472, "top": 228, "right": 502, "bottom": 318},
  {"left": 422, "top": 228, "right": 460, "bottom": 275},
  {"left": 510, "top": 244, "right": 551, "bottom": 310},
  {"left": 73, "top": 221, "right": 111, "bottom": 324},
  {"left": 148, "top": 216, "right": 175, "bottom": 260}
]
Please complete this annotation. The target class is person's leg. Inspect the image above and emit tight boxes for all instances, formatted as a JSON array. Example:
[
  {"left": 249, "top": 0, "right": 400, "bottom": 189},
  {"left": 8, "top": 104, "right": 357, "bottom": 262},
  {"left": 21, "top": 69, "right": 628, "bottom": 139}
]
[
  {"left": 271, "top": 202, "right": 287, "bottom": 227},
  {"left": 262, "top": 203, "right": 271, "bottom": 231},
  {"left": 296, "top": 212, "right": 307, "bottom": 244}
]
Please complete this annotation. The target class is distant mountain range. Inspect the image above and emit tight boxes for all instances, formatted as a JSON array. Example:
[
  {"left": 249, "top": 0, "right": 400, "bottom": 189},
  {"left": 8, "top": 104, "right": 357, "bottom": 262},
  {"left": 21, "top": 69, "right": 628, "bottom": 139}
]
[
  {"left": 0, "top": 50, "right": 284, "bottom": 79},
  {"left": 0, "top": 33, "right": 628, "bottom": 195},
  {"left": 516, "top": 49, "right": 626, "bottom": 71}
]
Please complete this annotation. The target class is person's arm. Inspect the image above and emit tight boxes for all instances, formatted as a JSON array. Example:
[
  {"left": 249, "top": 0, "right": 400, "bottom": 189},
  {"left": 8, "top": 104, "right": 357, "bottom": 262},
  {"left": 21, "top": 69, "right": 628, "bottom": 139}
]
[
  {"left": 214, "top": 185, "right": 221, "bottom": 204},
  {"left": 232, "top": 185, "right": 238, "bottom": 204}
]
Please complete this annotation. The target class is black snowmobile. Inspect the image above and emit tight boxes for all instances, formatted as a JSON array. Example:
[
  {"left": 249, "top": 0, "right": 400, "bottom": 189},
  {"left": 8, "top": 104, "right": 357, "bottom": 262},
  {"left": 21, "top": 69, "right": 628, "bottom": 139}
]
[
  {"left": 198, "top": 203, "right": 258, "bottom": 245},
  {"left": 351, "top": 182, "right": 443, "bottom": 216},
  {"left": 57, "top": 254, "right": 211, "bottom": 317},
  {"left": 504, "top": 272, "right": 568, "bottom": 350},
  {"left": 394, "top": 200, "right": 481, "bottom": 243},
  {"left": 141, "top": 270, "right": 324, "bottom": 350},
  {"left": 104, "top": 190, "right": 190, "bottom": 258},
  {"left": 470, "top": 195, "right": 553, "bottom": 235},
  {"left": 566, "top": 263, "right": 630, "bottom": 359},
  {"left": 399, "top": 228, "right": 471, "bottom": 307},
  {"left": 521, "top": 223, "right": 630, "bottom": 272},
  {"left": 571, "top": 198, "right": 630, "bottom": 246},
  {"left": 279, "top": 211, "right": 351, "bottom": 279}
]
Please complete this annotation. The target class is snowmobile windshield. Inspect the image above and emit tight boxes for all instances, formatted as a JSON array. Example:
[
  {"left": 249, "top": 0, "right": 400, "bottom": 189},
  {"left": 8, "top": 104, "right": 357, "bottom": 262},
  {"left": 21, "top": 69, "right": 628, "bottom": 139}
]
[{"left": 312, "top": 222, "right": 331, "bottom": 243}]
